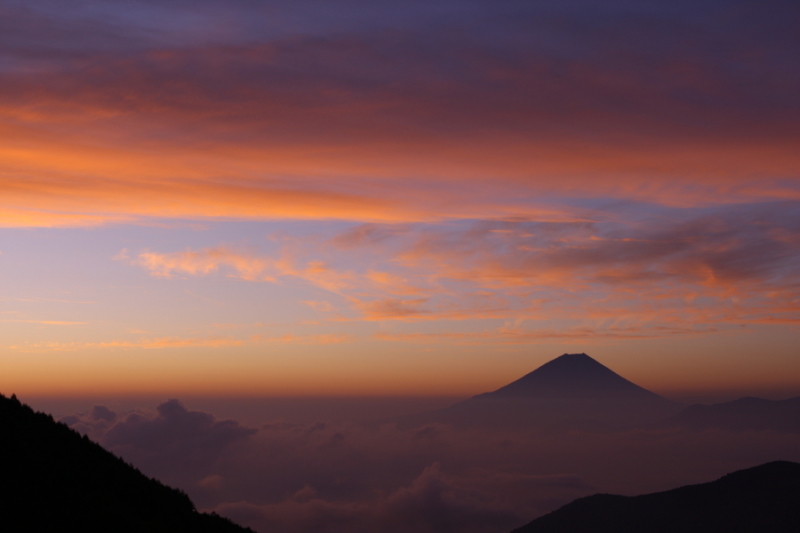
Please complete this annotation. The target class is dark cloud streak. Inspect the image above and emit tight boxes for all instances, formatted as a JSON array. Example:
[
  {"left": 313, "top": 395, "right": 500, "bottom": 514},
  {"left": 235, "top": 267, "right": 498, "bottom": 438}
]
[{"left": 2, "top": 0, "right": 797, "bottom": 147}]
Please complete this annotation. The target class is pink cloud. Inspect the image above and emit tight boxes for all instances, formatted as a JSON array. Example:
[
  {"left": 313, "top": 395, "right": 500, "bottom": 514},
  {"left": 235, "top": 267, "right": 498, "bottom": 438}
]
[
  {"left": 1, "top": 2, "right": 798, "bottom": 232},
  {"left": 127, "top": 202, "right": 800, "bottom": 338},
  {"left": 136, "top": 247, "right": 274, "bottom": 280}
]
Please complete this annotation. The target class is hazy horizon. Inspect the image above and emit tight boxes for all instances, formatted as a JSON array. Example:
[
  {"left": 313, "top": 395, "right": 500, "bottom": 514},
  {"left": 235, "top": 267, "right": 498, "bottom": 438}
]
[{"left": 11, "top": 353, "right": 800, "bottom": 533}]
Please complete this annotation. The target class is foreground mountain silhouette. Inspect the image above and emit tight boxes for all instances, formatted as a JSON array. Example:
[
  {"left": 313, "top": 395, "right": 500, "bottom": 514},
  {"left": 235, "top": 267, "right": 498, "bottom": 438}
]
[
  {"left": 512, "top": 461, "right": 800, "bottom": 533},
  {"left": 0, "top": 393, "right": 253, "bottom": 533},
  {"left": 668, "top": 395, "right": 800, "bottom": 433},
  {"left": 398, "top": 353, "right": 680, "bottom": 430}
]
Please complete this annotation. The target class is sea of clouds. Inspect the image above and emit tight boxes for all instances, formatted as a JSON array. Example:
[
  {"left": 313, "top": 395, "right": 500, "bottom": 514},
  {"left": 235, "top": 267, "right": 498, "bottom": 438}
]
[{"left": 61, "top": 399, "right": 800, "bottom": 533}]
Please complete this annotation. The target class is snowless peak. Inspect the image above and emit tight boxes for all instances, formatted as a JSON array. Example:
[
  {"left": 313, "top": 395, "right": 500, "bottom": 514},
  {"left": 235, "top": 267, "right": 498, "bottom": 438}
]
[
  {"left": 399, "top": 353, "right": 682, "bottom": 430},
  {"left": 482, "top": 353, "right": 666, "bottom": 401}
]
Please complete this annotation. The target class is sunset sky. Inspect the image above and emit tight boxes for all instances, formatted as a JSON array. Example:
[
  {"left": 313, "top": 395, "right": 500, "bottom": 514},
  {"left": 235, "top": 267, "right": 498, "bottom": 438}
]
[{"left": 2, "top": 0, "right": 799, "bottom": 399}]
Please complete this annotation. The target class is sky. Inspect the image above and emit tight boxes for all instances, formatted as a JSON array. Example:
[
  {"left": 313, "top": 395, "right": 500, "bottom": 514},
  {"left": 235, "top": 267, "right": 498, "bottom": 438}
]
[{"left": 2, "top": 0, "right": 800, "bottom": 400}]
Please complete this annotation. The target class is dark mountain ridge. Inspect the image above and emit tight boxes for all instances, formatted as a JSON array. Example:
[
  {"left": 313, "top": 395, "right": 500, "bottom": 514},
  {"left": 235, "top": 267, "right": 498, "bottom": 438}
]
[
  {"left": 512, "top": 460, "right": 800, "bottom": 533},
  {"left": 0, "top": 393, "right": 252, "bottom": 533},
  {"left": 396, "top": 354, "right": 681, "bottom": 430}
]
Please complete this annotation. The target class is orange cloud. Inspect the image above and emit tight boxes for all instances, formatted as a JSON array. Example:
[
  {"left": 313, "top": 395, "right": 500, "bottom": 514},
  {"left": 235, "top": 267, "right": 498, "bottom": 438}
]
[
  {"left": 374, "top": 322, "right": 721, "bottom": 345},
  {"left": 363, "top": 270, "right": 426, "bottom": 298},
  {"left": 0, "top": 319, "right": 87, "bottom": 326},
  {"left": 127, "top": 205, "right": 800, "bottom": 337},
  {"left": 1, "top": 2, "right": 799, "bottom": 230},
  {"left": 132, "top": 247, "right": 357, "bottom": 296},
  {"left": 251, "top": 334, "right": 353, "bottom": 345},
  {"left": 2, "top": 41, "right": 799, "bottom": 229},
  {"left": 2, "top": 123, "right": 797, "bottom": 229},
  {"left": 136, "top": 247, "right": 274, "bottom": 281},
  {"left": 303, "top": 301, "right": 335, "bottom": 313},
  {"left": 6, "top": 336, "right": 244, "bottom": 352},
  {"left": 354, "top": 298, "right": 431, "bottom": 320}
]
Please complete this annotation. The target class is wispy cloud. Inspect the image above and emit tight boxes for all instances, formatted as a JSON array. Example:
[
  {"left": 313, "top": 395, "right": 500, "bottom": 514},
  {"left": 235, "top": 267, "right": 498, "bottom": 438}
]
[
  {"left": 251, "top": 334, "right": 353, "bottom": 345},
  {"left": 125, "top": 201, "right": 800, "bottom": 337},
  {"left": 7, "top": 332, "right": 355, "bottom": 352},
  {"left": 1, "top": 319, "right": 87, "bottom": 325},
  {"left": 7, "top": 297, "right": 97, "bottom": 304},
  {"left": 8, "top": 336, "right": 244, "bottom": 352},
  {"left": 130, "top": 246, "right": 357, "bottom": 295},
  {"left": 376, "top": 323, "right": 725, "bottom": 346},
  {"left": 136, "top": 247, "right": 275, "bottom": 281}
]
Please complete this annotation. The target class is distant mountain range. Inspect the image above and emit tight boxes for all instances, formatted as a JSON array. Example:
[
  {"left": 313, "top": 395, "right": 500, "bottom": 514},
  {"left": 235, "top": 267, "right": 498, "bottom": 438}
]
[
  {"left": 0, "top": 393, "right": 252, "bottom": 532},
  {"left": 512, "top": 460, "right": 800, "bottom": 533},
  {"left": 397, "top": 353, "right": 682, "bottom": 430},
  {"left": 395, "top": 353, "right": 800, "bottom": 433},
  {"left": 667, "top": 396, "right": 800, "bottom": 433}
]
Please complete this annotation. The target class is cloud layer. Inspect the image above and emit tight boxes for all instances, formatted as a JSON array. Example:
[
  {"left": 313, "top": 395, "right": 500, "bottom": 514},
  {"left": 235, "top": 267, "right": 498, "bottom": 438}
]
[
  {"left": 1, "top": 0, "right": 798, "bottom": 226},
  {"left": 60, "top": 398, "right": 800, "bottom": 533},
  {"left": 126, "top": 200, "right": 800, "bottom": 341}
]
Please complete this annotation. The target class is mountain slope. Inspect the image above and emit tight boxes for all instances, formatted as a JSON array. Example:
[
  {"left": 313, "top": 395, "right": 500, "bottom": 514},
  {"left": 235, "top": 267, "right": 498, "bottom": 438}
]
[
  {"left": 0, "top": 393, "right": 252, "bottom": 533},
  {"left": 512, "top": 461, "right": 800, "bottom": 533},
  {"left": 668, "top": 396, "right": 800, "bottom": 432},
  {"left": 397, "top": 354, "right": 680, "bottom": 430},
  {"left": 476, "top": 353, "right": 667, "bottom": 401}
]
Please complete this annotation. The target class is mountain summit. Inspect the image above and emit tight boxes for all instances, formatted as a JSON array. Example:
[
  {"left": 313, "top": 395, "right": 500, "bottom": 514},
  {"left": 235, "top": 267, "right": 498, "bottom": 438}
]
[
  {"left": 478, "top": 353, "right": 667, "bottom": 402},
  {"left": 398, "top": 353, "right": 680, "bottom": 430}
]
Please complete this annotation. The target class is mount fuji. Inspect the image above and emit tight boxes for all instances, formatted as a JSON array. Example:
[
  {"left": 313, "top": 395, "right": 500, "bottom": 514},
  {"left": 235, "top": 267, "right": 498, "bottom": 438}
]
[{"left": 399, "top": 353, "right": 681, "bottom": 430}]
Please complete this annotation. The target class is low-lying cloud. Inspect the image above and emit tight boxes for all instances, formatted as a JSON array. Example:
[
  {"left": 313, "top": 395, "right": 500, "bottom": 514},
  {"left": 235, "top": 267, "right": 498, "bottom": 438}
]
[
  {"left": 66, "top": 400, "right": 256, "bottom": 485},
  {"left": 61, "top": 398, "right": 800, "bottom": 533},
  {"left": 216, "top": 462, "right": 567, "bottom": 533}
]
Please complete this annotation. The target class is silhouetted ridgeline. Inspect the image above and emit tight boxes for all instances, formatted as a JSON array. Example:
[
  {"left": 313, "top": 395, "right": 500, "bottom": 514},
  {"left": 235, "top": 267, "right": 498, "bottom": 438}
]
[
  {"left": 0, "top": 393, "right": 253, "bottom": 533},
  {"left": 512, "top": 461, "right": 800, "bottom": 533}
]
